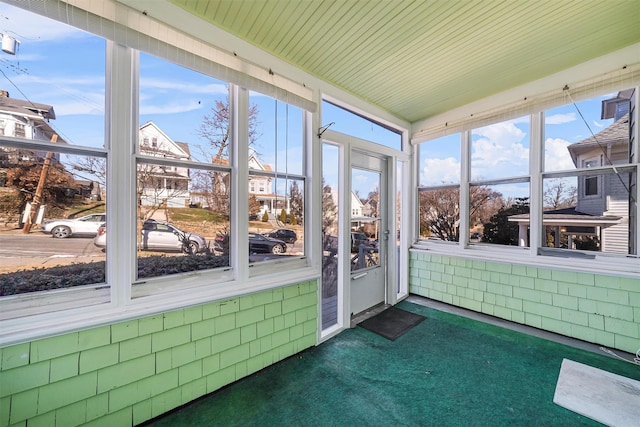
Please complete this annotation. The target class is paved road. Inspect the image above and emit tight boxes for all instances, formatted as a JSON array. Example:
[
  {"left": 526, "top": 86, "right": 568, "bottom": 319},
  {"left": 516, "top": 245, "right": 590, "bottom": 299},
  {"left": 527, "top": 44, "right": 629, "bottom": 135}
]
[{"left": 0, "top": 231, "right": 104, "bottom": 271}]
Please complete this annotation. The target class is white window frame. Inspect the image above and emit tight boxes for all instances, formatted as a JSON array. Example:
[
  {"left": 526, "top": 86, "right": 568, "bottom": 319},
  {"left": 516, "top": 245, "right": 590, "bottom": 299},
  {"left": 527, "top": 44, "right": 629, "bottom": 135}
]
[
  {"left": 0, "top": 3, "right": 318, "bottom": 346},
  {"left": 414, "top": 88, "right": 640, "bottom": 275}
]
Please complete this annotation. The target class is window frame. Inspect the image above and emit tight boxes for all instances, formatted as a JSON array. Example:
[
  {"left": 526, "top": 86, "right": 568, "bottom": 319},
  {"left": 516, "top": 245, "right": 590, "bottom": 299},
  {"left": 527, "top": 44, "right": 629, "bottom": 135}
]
[
  {"left": 414, "top": 89, "right": 639, "bottom": 275},
  {"left": 0, "top": 7, "right": 317, "bottom": 344}
]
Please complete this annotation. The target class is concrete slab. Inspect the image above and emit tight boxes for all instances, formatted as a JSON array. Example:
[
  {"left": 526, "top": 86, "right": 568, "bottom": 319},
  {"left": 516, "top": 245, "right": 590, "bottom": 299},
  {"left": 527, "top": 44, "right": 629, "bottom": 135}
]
[{"left": 554, "top": 359, "right": 640, "bottom": 427}]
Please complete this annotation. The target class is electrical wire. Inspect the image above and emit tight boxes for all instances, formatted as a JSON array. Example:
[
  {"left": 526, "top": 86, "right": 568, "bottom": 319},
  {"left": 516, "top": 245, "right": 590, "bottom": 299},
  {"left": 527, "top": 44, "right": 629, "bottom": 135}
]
[
  {"left": 564, "top": 87, "right": 636, "bottom": 206},
  {"left": 600, "top": 346, "right": 640, "bottom": 365}
]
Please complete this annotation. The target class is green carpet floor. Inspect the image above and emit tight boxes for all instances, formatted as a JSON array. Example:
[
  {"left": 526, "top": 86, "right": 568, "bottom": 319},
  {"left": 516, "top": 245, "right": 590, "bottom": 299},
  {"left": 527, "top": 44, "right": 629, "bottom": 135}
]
[{"left": 144, "top": 300, "right": 640, "bottom": 426}]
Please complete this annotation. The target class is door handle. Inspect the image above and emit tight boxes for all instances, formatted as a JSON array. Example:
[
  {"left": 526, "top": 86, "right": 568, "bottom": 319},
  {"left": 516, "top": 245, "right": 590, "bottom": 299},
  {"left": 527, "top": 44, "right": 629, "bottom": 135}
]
[{"left": 352, "top": 272, "right": 367, "bottom": 280}]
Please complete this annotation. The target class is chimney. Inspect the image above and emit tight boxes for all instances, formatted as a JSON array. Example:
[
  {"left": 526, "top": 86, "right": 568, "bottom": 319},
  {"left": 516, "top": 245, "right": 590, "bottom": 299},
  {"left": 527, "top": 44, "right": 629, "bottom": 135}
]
[{"left": 0, "top": 90, "right": 8, "bottom": 97}]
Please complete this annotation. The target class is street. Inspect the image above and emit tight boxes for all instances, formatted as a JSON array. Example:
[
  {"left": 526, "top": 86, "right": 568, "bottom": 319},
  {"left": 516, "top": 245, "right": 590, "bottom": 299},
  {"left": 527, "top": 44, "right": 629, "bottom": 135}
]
[{"left": 0, "top": 232, "right": 104, "bottom": 272}]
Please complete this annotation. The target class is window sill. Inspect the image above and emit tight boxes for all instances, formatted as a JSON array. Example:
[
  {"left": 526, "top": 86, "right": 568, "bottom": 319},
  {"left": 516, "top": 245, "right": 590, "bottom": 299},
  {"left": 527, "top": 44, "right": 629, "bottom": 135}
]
[
  {"left": 410, "top": 242, "right": 640, "bottom": 277},
  {"left": 0, "top": 265, "right": 320, "bottom": 347}
]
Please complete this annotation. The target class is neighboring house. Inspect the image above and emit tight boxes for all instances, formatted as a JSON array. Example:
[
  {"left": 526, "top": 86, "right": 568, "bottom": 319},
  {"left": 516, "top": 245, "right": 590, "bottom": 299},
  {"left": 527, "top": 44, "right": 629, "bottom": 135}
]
[
  {"left": 0, "top": 90, "right": 62, "bottom": 187},
  {"left": 247, "top": 151, "right": 279, "bottom": 215},
  {"left": 0, "top": 90, "right": 105, "bottom": 202},
  {"left": 510, "top": 90, "right": 635, "bottom": 253},
  {"left": 190, "top": 150, "right": 286, "bottom": 216},
  {"left": 138, "top": 121, "right": 191, "bottom": 208}
]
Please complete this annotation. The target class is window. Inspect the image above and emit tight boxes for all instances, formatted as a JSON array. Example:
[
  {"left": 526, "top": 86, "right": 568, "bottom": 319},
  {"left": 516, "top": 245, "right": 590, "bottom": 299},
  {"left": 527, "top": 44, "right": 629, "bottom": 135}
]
[
  {"left": 417, "top": 88, "right": 638, "bottom": 263},
  {"left": 0, "top": 5, "right": 107, "bottom": 318},
  {"left": 322, "top": 100, "right": 402, "bottom": 150},
  {"left": 583, "top": 158, "right": 601, "bottom": 197},
  {"left": 418, "top": 134, "right": 461, "bottom": 241},
  {"left": 543, "top": 89, "right": 636, "bottom": 256},
  {"left": 14, "top": 123, "right": 25, "bottom": 138},
  {"left": 248, "top": 92, "right": 306, "bottom": 264},
  {"left": 135, "top": 53, "right": 231, "bottom": 289},
  {"left": 471, "top": 116, "right": 530, "bottom": 246}
]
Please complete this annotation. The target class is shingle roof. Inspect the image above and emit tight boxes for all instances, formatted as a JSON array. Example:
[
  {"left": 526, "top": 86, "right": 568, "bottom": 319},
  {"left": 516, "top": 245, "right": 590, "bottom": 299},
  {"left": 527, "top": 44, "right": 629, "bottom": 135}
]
[{"left": 0, "top": 92, "right": 56, "bottom": 120}]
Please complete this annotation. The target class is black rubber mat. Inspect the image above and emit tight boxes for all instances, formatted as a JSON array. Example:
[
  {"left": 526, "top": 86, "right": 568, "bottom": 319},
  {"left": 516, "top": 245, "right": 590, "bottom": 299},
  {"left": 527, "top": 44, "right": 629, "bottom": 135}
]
[{"left": 358, "top": 306, "right": 426, "bottom": 340}]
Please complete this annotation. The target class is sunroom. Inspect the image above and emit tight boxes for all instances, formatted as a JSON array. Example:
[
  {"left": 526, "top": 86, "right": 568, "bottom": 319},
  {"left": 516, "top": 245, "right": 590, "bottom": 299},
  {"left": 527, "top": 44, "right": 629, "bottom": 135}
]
[{"left": 0, "top": 1, "right": 638, "bottom": 426}]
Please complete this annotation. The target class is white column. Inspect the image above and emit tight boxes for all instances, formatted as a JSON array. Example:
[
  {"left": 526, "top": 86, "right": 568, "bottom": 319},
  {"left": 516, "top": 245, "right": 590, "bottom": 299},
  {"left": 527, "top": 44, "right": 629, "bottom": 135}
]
[{"left": 518, "top": 224, "right": 528, "bottom": 247}]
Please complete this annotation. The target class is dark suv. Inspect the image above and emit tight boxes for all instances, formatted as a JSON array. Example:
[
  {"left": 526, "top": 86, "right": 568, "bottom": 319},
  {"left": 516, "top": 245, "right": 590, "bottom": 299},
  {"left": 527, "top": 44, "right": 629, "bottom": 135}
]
[
  {"left": 351, "top": 232, "right": 371, "bottom": 253},
  {"left": 265, "top": 228, "right": 297, "bottom": 244}
]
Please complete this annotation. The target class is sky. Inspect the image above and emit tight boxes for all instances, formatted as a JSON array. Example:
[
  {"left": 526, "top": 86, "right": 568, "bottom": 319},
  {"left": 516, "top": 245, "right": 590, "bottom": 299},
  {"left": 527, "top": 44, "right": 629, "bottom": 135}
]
[{"left": 419, "top": 94, "right": 619, "bottom": 199}]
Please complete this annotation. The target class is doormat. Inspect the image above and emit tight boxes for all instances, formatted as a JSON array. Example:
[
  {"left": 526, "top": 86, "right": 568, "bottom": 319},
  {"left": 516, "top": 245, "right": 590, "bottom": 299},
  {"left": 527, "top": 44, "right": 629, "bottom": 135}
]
[
  {"left": 553, "top": 358, "right": 640, "bottom": 426},
  {"left": 358, "top": 306, "right": 426, "bottom": 341}
]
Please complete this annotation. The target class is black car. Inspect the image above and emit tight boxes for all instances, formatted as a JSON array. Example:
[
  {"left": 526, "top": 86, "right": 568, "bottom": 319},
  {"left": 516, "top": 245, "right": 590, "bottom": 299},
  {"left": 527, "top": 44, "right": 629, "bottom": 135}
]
[
  {"left": 249, "top": 232, "right": 287, "bottom": 254},
  {"left": 264, "top": 228, "right": 297, "bottom": 244},
  {"left": 213, "top": 232, "right": 287, "bottom": 255}
]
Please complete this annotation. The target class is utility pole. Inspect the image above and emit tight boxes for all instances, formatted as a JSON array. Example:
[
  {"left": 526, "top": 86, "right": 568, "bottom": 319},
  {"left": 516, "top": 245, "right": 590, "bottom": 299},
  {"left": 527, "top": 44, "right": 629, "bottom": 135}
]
[{"left": 23, "top": 134, "right": 57, "bottom": 233}]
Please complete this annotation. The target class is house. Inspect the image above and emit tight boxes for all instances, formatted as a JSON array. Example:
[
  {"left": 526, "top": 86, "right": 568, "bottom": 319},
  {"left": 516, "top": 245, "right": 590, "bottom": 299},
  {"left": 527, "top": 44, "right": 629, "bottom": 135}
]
[
  {"left": 138, "top": 121, "right": 191, "bottom": 208},
  {"left": 0, "top": 90, "right": 62, "bottom": 187},
  {"left": 509, "top": 91, "right": 635, "bottom": 253},
  {"left": 0, "top": 2, "right": 638, "bottom": 427}
]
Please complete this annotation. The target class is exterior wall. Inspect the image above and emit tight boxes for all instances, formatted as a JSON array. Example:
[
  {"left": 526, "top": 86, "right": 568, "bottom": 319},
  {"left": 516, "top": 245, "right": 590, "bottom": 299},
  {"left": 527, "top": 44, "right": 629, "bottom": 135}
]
[
  {"left": 409, "top": 251, "right": 639, "bottom": 354},
  {"left": 602, "top": 173, "right": 630, "bottom": 253},
  {"left": 0, "top": 281, "right": 318, "bottom": 427}
]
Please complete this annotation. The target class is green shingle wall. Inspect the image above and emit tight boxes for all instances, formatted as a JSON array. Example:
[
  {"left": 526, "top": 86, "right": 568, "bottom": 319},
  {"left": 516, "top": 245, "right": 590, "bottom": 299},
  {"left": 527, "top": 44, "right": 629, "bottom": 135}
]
[
  {"left": 410, "top": 252, "right": 639, "bottom": 353},
  {"left": 0, "top": 280, "right": 318, "bottom": 427}
]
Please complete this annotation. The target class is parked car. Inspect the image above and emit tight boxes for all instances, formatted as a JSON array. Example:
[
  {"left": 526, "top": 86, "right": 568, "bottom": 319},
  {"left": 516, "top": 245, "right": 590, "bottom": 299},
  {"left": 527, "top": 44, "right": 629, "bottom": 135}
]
[
  {"left": 249, "top": 232, "right": 287, "bottom": 254},
  {"left": 351, "top": 232, "right": 372, "bottom": 253},
  {"left": 41, "top": 213, "right": 106, "bottom": 238},
  {"left": 213, "top": 232, "right": 287, "bottom": 255},
  {"left": 94, "top": 220, "right": 207, "bottom": 254},
  {"left": 264, "top": 228, "right": 297, "bottom": 244}
]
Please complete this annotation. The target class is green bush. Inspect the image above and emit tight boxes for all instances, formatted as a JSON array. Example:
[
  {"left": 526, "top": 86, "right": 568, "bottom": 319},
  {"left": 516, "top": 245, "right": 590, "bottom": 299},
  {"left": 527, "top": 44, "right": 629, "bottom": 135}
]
[{"left": 262, "top": 211, "right": 269, "bottom": 222}]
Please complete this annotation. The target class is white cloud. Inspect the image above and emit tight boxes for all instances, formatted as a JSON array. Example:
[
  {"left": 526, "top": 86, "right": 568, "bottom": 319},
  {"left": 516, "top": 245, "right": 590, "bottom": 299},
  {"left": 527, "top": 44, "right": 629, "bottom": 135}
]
[
  {"left": 471, "top": 121, "right": 529, "bottom": 180},
  {"left": 544, "top": 138, "right": 575, "bottom": 171},
  {"left": 592, "top": 120, "right": 604, "bottom": 128},
  {"left": 546, "top": 113, "right": 576, "bottom": 125},
  {"left": 420, "top": 157, "right": 460, "bottom": 185},
  {"left": 0, "top": 4, "right": 86, "bottom": 43}
]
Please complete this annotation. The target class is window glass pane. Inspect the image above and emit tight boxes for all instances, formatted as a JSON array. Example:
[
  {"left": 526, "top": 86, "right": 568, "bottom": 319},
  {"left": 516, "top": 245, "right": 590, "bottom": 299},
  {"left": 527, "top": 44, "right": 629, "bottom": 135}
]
[
  {"left": 542, "top": 173, "right": 634, "bottom": 254},
  {"left": 137, "top": 53, "right": 231, "bottom": 281},
  {"left": 135, "top": 161, "right": 230, "bottom": 280},
  {"left": 247, "top": 174, "right": 304, "bottom": 262},
  {"left": 471, "top": 116, "right": 530, "bottom": 181},
  {"left": 472, "top": 182, "right": 530, "bottom": 247},
  {"left": 250, "top": 93, "right": 303, "bottom": 175},
  {"left": 0, "top": 5, "right": 107, "bottom": 306},
  {"left": 140, "top": 52, "right": 230, "bottom": 163},
  {"left": 322, "top": 100, "right": 402, "bottom": 150},
  {"left": 248, "top": 92, "right": 306, "bottom": 265},
  {"left": 419, "top": 187, "right": 460, "bottom": 241},
  {"left": 419, "top": 134, "right": 461, "bottom": 186},
  {"left": 351, "top": 168, "right": 380, "bottom": 270},
  {"left": 321, "top": 143, "right": 339, "bottom": 330},
  {"left": 544, "top": 90, "right": 633, "bottom": 172},
  {"left": 0, "top": 151, "right": 107, "bottom": 296}
]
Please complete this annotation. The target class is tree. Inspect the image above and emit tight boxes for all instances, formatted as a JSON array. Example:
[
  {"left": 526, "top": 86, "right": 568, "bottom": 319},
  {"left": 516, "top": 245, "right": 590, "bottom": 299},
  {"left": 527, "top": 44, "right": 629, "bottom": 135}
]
[
  {"left": 419, "top": 185, "right": 500, "bottom": 241},
  {"left": 322, "top": 180, "right": 337, "bottom": 234},
  {"left": 248, "top": 195, "right": 261, "bottom": 219},
  {"left": 482, "top": 197, "right": 530, "bottom": 245},
  {"left": 279, "top": 207, "right": 288, "bottom": 223},
  {"left": 192, "top": 99, "right": 261, "bottom": 214},
  {"left": 288, "top": 181, "right": 303, "bottom": 224},
  {"left": 544, "top": 179, "right": 577, "bottom": 209},
  {"left": 6, "top": 162, "right": 77, "bottom": 220}
]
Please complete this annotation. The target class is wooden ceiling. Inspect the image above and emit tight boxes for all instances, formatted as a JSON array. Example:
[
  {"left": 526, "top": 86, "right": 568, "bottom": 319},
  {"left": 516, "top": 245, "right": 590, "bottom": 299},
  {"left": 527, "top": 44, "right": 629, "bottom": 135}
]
[{"left": 171, "top": 0, "right": 640, "bottom": 123}]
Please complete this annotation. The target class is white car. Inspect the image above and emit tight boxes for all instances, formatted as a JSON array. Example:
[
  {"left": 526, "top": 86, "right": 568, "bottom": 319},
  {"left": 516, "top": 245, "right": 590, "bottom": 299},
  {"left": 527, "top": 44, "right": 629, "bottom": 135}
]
[
  {"left": 94, "top": 220, "right": 208, "bottom": 254},
  {"left": 41, "top": 213, "right": 106, "bottom": 238}
]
